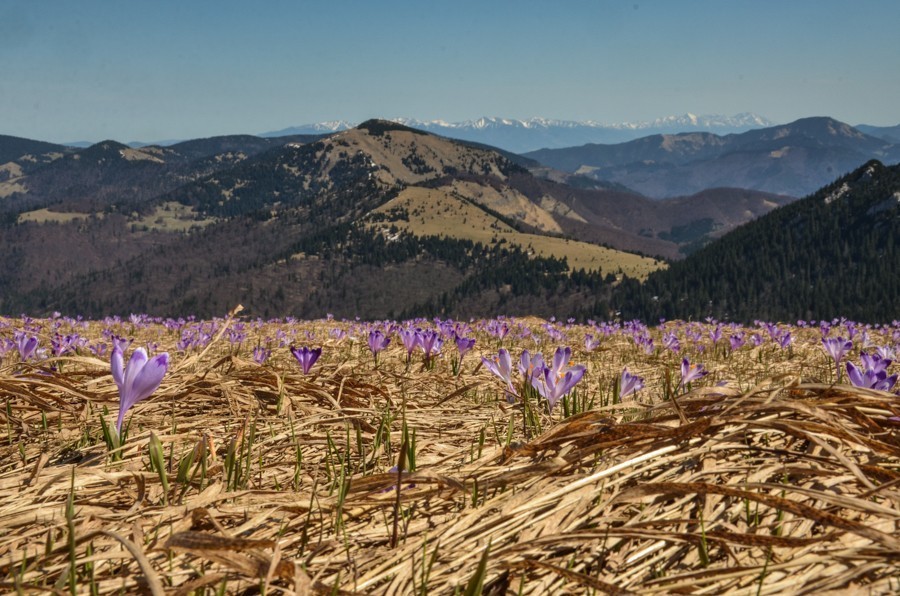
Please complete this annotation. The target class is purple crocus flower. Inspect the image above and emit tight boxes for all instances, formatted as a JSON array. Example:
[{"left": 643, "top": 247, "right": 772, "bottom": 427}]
[
  {"left": 860, "top": 352, "right": 890, "bottom": 375},
  {"left": 455, "top": 335, "right": 476, "bottom": 360},
  {"left": 846, "top": 355, "right": 897, "bottom": 391},
  {"left": 619, "top": 368, "right": 644, "bottom": 399},
  {"left": 680, "top": 358, "right": 708, "bottom": 388},
  {"left": 775, "top": 331, "right": 792, "bottom": 349},
  {"left": 531, "top": 359, "right": 586, "bottom": 412},
  {"left": 546, "top": 347, "right": 576, "bottom": 382},
  {"left": 518, "top": 350, "right": 545, "bottom": 384},
  {"left": 875, "top": 345, "right": 897, "bottom": 361},
  {"left": 112, "top": 346, "right": 169, "bottom": 434},
  {"left": 398, "top": 328, "right": 420, "bottom": 359},
  {"left": 252, "top": 346, "right": 270, "bottom": 365},
  {"left": 15, "top": 333, "right": 39, "bottom": 361},
  {"left": 418, "top": 329, "right": 443, "bottom": 364},
  {"left": 662, "top": 332, "right": 681, "bottom": 353},
  {"left": 729, "top": 333, "right": 746, "bottom": 351},
  {"left": 367, "top": 330, "right": 390, "bottom": 363},
  {"left": 290, "top": 346, "right": 322, "bottom": 375},
  {"left": 822, "top": 337, "right": 852, "bottom": 379}
]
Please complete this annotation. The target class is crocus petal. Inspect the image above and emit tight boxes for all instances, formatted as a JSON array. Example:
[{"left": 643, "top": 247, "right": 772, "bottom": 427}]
[
  {"left": 846, "top": 362, "right": 866, "bottom": 388},
  {"left": 620, "top": 368, "right": 644, "bottom": 397},
  {"left": 128, "top": 353, "right": 169, "bottom": 406},
  {"left": 122, "top": 348, "right": 149, "bottom": 398},
  {"left": 111, "top": 347, "right": 125, "bottom": 392},
  {"left": 518, "top": 350, "right": 532, "bottom": 376},
  {"left": 497, "top": 348, "right": 513, "bottom": 379},
  {"left": 115, "top": 350, "right": 168, "bottom": 434},
  {"left": 551, "top": 347, "right": 571, "bottom": 379},
  {"left": 877, "top": 373, "right": 898, "bottom": 392},
  {"left": 558, "top": 365, "right": 586, "bottom": 395}
]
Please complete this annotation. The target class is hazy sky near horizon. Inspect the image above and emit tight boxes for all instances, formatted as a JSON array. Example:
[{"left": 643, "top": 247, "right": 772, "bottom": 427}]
[{"left": 2, "top": 0, "right": 898, "bottom": 143}]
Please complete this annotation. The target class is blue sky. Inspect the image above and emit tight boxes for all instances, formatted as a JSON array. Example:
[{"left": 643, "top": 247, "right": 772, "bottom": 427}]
[{"left": 2, "top": 0, "right": 898, "bottom": 143}]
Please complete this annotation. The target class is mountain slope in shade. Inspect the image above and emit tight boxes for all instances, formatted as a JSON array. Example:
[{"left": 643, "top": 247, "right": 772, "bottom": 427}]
[
  {"left": 613, "top": 160, "right": 900, "bottom": 322},
  {"left": 0, "top": 134, "right": 327, "bottom": 216},
  {"left": 0, "top": 134, "right": 71, "bottom": 166},
  {"left": 525, "top": 117, "right": 900, "bottom": 199}
]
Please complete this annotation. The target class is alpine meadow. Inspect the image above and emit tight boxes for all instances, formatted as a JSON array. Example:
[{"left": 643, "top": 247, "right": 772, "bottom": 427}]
[{"left": 2, "top": 2, "right": 900, "bottom": 593}]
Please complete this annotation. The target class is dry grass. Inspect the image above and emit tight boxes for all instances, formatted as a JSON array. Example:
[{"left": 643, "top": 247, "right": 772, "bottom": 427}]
[
  {"left": 0, "top": 314, "right": 898, "bottom": 594},
  {"left": 16, "top": 209, "right": 97, "bottom": 224},
  {"left": 373, "top": 187, "right": 665, "bottom": 278},
  {"left": 132, "top": 201, "right": 217, "bottom": 232}
]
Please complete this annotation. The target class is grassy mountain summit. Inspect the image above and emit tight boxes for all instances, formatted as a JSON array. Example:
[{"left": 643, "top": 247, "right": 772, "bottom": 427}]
[{"left": 614, "top": 160, "right": 900, "bottom": 322}]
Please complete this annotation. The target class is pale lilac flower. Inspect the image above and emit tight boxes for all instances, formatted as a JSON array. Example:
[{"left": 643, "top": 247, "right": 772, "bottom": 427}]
[
  {"left": 252, "top": 346, "right": 270, "bottom": 365},
  {"left": 663, "top": 332, "right": 681, "bottom": 353},
  {"left": 483, "top": 348, "right": 515, "bottom": 394},
  {"left": 398, "top": 328, "right": 420, "bottom": 359},
  {"left": 875, "top": 346, "right": 897, "bottom": 361},
  {"left": 367, "top": 330, "right": 390, "bottom": 362},
  {"left": 112, "top": 346, "right": 169, "bottom": 434},
  {"left": 486, "top": 321, "right": 509, "bottom": 340},
  {"left": 290, "top": 346, "right": 322, "bottom": 375},
  {"left": 619, "top": 368, "right": 644, "bottom": 398},
  {"left": 775, "top": 331, "right": 792, "bottom": 349},
  {"left": 418, "top": 329, "right": 443, "bottom": 364},
  {"left": 822, "top": 337, "right": 852, "bottom": 364},
  {"left": 15, "top": 333, "right": 38, "bottom": 362},
  {"left": 0, "top": 338, "right": 14, "bottom": 361},
  {"left": 518, "top": 350, "right": 545, "bottom": 384},
  {"left": 531, "top": 359, "right": 586, "bottom": 411},
  {"left": 454, "top": 335, "right": 476, "bottom": 360}
]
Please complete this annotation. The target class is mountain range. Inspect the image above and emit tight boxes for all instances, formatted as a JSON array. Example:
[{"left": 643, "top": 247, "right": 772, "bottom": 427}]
[
  {"left": 525, "top": 117, "right": 900, "bottom": 199},
  {"left": 1, "top": 115, "right": 898, "bottom": 320},
  {"left": 262, "top": 113, "right": 777, "bottom": 153}
]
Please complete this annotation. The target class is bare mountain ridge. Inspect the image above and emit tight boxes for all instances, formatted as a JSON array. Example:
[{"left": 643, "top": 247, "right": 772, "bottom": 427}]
[
  {"left": 161, "top": 120, "right": 786, "bottom": 259},
  {"left": 1, "top": 122, "right": 792, "bottom": 260},
  {"left": 524, "top": 117, "right": 900, "bottom": 198}
]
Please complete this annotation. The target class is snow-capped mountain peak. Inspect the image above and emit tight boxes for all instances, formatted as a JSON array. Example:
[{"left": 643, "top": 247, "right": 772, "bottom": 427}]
[{"left": 262, "top": 113, "right": 776, "bottom": 153}]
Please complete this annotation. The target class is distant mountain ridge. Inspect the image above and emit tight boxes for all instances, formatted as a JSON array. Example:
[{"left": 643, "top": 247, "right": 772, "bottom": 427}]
[
  {"left": 525, "top": 117, "right": 900, "bottom": 198},
  {"left": 261, "top": 113, "right": 776, "bottom": 153}
]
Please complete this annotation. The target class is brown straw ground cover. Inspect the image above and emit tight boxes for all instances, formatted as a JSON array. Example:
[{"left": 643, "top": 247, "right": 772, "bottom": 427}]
[{"left": 0, "top": 312, "right": 899, "bottom": 594}]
